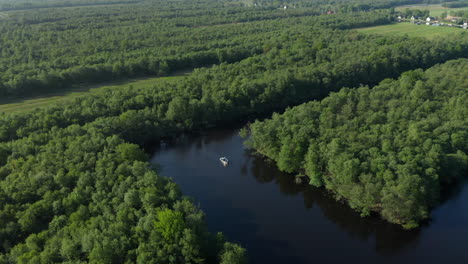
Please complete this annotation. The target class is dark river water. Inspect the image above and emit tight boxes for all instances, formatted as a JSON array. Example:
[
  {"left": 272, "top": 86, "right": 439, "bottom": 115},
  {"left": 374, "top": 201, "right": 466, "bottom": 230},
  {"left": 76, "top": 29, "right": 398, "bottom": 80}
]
[{"left": 150, "top": 128, "right": 468, "bottom": 264}]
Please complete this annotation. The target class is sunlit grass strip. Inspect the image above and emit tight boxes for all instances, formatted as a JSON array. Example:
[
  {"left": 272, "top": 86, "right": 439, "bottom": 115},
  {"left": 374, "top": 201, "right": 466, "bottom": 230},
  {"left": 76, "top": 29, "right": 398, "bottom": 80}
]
[
  {"left": 395, "top": 4, "right": 468, "bottom": 17},
  {"left": 356, "top": 23, "right": 465, "bottom": 39},
  {"left": 0, "top": 75, "right": 183, "bottom": 114}
]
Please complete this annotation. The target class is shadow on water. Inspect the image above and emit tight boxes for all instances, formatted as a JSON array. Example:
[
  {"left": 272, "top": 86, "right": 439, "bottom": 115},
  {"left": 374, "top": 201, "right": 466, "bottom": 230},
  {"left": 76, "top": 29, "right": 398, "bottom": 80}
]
[
  {"left": 200, "top": 193, "right": 304, "bottom": 263},
  {"left": 151, "top": 127, "right": 468, "bottom": 264},
  {"left": 439, "top": 177, "right": 468, "bottom": 204},
  {"left": 245, "top": 149, "right": 421, "bottom": 255}
]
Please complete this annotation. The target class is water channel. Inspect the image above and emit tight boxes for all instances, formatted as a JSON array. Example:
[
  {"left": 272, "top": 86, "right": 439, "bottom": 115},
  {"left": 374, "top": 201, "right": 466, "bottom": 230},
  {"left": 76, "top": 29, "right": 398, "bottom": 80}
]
[{"left": 150, "top": 128, "right": 468, "bottom": 264}]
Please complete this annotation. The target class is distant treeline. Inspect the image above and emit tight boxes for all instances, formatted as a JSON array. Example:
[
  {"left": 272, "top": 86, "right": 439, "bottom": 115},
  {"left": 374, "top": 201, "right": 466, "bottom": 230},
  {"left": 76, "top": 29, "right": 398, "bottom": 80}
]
[
  {"left": 3, "top": 0, "right": 456, "bottom": 97},
  {"left": 1, "top": 29, "right": 466, "bottom": 143},
  {"left": 0, "top": 0, "right": 455, "bottom": 12},
  {"left": 0, "top": 0, "right": 140, "bottom": 11},
  {"left": 398, "top": 8, "right": 430, "bottom": 18},
  {"left": 448, "top": 10, "right": 468, "bottom": 19},
  {"left": 243, "top": 59, "right": 468, "bottom": 228},
  {"left": 0, "top": 4, "right": 394, "bottom": 96},
  {"left": 442, "top": 1, "right": 468, "bottom": 8},
  {"left": 257, "top": 0, "right": 450, "bottom": 10}
]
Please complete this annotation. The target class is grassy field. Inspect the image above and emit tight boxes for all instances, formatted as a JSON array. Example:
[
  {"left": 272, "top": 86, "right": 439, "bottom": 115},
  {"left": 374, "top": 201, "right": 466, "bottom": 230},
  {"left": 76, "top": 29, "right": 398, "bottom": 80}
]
[
  {"left": 395, "top": 4, "right": 468, "bottom": 17},
  {"left": 0, "top": 75, "right": 185, "bottom": 114},
  {"left": 356, "top": 22, "right": 465, "bottom": 39}
]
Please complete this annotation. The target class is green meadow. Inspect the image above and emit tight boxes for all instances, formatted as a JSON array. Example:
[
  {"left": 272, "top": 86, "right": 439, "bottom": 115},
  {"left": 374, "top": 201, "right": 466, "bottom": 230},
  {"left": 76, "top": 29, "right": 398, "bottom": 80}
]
[
  {"left": 395, "top": 4, "right": 468, "bottom": 17},
  {"left": 356, "top": 22, "right": 465, "bottom": 39},
  {"left": 0, "top": 75, "right": 184, "bottom": 114}
]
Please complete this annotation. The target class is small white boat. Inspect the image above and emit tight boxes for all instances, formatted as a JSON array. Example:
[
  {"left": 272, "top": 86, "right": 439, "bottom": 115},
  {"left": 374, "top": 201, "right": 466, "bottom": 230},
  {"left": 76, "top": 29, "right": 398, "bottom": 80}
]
[{"left": 219, "top": 157, "right": 229, "bottom": 166}]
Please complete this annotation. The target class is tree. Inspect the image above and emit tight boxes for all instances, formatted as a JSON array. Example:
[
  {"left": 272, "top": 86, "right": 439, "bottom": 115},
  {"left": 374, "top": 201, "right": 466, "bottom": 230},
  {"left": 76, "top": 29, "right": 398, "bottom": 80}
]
[
  {"left": 220, "top": 243, "right": 247, "bottom": 264},
  {"left": 154, "top": 209, "right": 186, "bottom": 241}
]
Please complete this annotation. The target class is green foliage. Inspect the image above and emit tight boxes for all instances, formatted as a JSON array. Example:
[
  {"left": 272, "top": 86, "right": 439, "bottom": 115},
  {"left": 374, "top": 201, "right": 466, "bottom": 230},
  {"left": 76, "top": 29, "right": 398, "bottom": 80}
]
[
  {"left": 0, "top": 0, "right": 400, "bottom": 96},
  {"left": 0, "top": 125, "right": 243, "bottom": 262},
  {"left": 443, "top": 1, "right": 468, "bottom": 8},
  {"left": 115, "top": 143, "right": 148, "bottom": 162},
  {"left": 303, "top": 141, "right": 324, "bottom": 187},
  {"left": 0, "top": 0, "right": 466, "bottom": 261},
  {"left": 0, "top": 0, "right": 140, "bottom": 11},
  {"left": 245, "top": 59, "right": 468, "bottom": 227},
  {"left": 155, "top": 209, "right": 186, "bottom": 241},
  {"left": 398, "top": 8, "right": 430, "bottom": 18},
  {"left": 0, "top": 145, "right": 8, "bottom": 166},
  {"left": 219, "top": 243, "right": 247, "bottom": 264},
  {"left": 1, "top": 27, "right": 466, "bottom": 144}
]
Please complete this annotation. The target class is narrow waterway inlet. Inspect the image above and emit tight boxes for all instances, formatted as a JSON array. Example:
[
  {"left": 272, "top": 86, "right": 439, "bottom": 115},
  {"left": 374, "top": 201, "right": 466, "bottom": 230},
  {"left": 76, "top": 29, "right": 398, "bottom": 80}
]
[{"left": 150, "top": 128, "right": 468, "bottom": 264}]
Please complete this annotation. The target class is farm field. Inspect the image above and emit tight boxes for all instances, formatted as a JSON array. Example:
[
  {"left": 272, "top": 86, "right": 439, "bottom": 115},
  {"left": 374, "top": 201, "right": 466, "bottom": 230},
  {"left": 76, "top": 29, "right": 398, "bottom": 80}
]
[
  {"left": 395, "top": 4, "right": 468, "bottom": 17},
  {"left": 0, "top": 75, "right": 184, "bottom": 114},
  {"left": 356, "top": 22, "right": 465, "bottom": 39}
]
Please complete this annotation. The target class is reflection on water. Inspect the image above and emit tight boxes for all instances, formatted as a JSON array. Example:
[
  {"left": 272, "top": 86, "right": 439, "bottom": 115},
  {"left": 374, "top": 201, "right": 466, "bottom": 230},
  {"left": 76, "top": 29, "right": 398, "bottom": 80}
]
[
  {"left": 245, "top": 149, "right": 422, "bottom": 255},
  {"left": 151, "top": 128, "right": 468, "bottom": 264}
]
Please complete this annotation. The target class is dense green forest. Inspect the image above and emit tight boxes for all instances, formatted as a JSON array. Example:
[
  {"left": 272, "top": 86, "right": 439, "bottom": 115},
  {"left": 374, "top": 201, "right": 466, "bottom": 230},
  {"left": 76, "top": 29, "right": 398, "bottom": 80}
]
[
  {"left": 0, "top": 127, "right": 247, "bottom": 263},
  {"left": 1, "top": 27, "right": 466, "bottom": 142},
  {"left": 0, "top": 0, "right": 450, "bottom": 11},
  {"left": 0, "top": 0, "right": 452, "bottom": 96},
  {"left": 243, "top": 59, "right": 468, "bottom": 228},
  {"left": 0, "top": 0, "right": 141, "bottom": 11},
  {"left": 0, "top": 0, "right": 467, "bottom": 262},
  {"left": 0, "top": 0, "right": 389, "bottom": 96}
]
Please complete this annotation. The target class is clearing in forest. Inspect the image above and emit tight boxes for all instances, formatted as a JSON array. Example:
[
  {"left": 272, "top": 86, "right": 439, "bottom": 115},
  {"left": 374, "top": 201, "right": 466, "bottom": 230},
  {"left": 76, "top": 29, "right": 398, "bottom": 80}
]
[
  {"left": 356, "top": 22, "right": 465, "bottom": 39},
  {"left": 0, "top": 75, "right": 185, "bottom": 114},
  {"left": 395, "top": 4, "right": 468, "bottom": 17}
]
